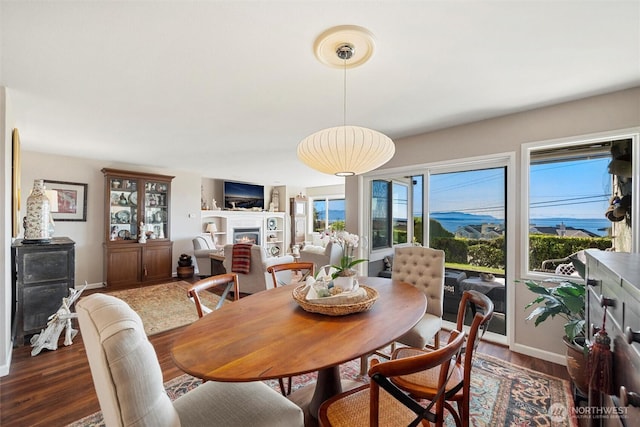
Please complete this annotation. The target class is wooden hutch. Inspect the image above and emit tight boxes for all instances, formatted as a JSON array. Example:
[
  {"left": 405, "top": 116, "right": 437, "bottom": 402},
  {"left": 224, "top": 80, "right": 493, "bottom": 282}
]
[{"left": 102, "top": 168, "right": 174, "bottom": 288}]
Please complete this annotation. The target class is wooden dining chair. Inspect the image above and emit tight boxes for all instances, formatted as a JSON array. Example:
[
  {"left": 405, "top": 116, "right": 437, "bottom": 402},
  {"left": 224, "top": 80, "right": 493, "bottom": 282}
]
[
  {"left": 267, "top": 262, "right": 315, "bottom": 288},
  {"left": 187, "top": 273, "right": 240, "bottom": 318},
  {"left": 265, "top": 261, "right": 315, "bottom": 396},
  {"left": 318, "top": 329, "right": 465, "bottom": 427},
  {"left": 390, "top": 290, "right": 495, "bottom": 427},
  {"left": 186, "top": 274, "right": 305, "bottom": 394}
]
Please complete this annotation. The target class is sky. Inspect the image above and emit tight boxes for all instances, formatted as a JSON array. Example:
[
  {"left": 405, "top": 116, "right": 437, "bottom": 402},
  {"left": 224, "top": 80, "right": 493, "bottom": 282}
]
[{"left": 416, "top": 157, "right": 611, "bottom": 219}]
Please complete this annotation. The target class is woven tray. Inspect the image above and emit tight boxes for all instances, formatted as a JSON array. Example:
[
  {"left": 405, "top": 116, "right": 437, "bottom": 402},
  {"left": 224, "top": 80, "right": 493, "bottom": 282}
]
[{"left": 292, "top": 284, "right": 379, "bottom": 316}]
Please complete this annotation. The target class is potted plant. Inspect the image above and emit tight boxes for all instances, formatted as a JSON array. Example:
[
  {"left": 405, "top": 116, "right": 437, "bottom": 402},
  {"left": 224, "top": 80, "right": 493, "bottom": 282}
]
[{"left": 523, "top": 278, "right": 588, "bottom": 395}]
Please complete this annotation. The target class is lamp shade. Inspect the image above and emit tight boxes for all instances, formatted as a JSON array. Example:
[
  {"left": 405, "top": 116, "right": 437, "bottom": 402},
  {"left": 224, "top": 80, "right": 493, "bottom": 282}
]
[
  {"left": 45, "top": 190, "right": 59, "bottom": 213},
  {"left": 206, "top": 223, "right": 217, "bottom": 233},
  {"left": 297, "top": 125, "right": 395, "bottom": 176}
]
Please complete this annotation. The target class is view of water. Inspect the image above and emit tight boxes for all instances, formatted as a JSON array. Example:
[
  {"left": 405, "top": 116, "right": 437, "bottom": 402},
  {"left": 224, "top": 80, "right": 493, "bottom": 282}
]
[
  {"left": 431, "top": 212, "right": 610, "bottom": 237},
  {"left": 318, "top": 209, "right": 611, "bottom": 237}
]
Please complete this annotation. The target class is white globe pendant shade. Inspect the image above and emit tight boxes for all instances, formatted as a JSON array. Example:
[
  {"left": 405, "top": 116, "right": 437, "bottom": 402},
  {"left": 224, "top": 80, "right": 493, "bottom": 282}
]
[{"left": 297, "top": 125, "right": 395, "bottom": 176}]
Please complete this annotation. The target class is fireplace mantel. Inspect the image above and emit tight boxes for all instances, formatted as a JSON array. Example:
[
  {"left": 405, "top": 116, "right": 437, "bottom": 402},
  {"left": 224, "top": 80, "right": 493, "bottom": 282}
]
[{"left": 201, "top": 210, "right": 288, "bottom": 255}]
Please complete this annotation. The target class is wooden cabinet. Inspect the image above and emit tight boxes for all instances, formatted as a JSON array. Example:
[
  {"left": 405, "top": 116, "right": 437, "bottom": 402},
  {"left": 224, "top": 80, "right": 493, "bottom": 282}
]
[
  {"left": 102, "top": 168, "right": 174, "bottom": 288},
  {"left": 11, "top": 237, "right": 75, "bottom": 346},
  {"left": 585, "top": 250, "right": 640, "bottom": 426}
]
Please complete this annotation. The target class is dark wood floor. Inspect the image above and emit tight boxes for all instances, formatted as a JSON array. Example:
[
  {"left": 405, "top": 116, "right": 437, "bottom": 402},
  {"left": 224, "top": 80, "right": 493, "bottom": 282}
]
[{"left": 0, "top": 281, "right": 571, "bottom": 427}]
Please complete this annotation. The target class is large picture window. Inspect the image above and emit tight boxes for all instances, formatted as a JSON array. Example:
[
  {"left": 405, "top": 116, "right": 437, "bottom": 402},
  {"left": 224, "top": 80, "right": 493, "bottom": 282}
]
[{"left": 522, "top": 129, "right": 638, "bottom": 276}]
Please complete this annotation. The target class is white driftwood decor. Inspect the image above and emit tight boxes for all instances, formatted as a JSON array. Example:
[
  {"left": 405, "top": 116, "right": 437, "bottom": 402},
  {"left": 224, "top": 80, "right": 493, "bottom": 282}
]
[{"left": 30, "top": 285, "right": 86, "bottom": 356}]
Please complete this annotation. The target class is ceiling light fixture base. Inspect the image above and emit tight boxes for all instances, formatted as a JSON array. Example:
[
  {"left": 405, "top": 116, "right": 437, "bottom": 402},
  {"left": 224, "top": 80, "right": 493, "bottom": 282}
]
[{"left": 313, "top": 25, "right": 375, "bottom": 69}]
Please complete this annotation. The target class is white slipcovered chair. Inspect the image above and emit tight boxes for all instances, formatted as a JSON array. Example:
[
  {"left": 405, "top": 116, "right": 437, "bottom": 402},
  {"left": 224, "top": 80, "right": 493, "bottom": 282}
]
[
  {"left": 192, "top": 234, "right": 218, "bottom": 276},
  {"left": 298, "top": 241, "right": 343, "bottom": 270},
  {"left": 76, "top": 293, "right": 303, "bottom": 427},
  {"left": 222, "top": 244, "right": 294, "bottom": 294}
]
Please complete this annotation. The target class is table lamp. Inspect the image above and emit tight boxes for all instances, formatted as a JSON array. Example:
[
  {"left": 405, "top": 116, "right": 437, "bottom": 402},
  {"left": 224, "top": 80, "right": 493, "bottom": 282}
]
[{"left": 206, "top": 223, "right": 218, "bottom": 245}]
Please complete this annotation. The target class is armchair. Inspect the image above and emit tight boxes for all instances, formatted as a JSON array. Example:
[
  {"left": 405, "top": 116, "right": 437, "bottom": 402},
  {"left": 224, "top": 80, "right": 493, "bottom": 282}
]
[
  {"left": 192, "top": 234, "right": 219, "bottom": 276},
  {"left": 222, "top": 244, "right": 294, "bottom": 294},
  {"left": 298, "top": 241, "right": 342, "bottom": 269}
]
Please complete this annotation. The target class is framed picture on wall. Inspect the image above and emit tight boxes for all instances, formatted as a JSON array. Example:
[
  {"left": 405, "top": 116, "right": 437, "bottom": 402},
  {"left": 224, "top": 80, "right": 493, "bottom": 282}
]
[{"left": 44, "top": 180, "right": 88, "bottom": 221}]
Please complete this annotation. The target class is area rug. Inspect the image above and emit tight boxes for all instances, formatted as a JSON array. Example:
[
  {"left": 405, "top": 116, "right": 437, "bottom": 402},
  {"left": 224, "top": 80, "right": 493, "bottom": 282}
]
[
  {"left": 67, "top": 352, "right": 577, "bottom": 427},
  {"left": 98, "top": 281, "right": 223, "bottom": 335}
]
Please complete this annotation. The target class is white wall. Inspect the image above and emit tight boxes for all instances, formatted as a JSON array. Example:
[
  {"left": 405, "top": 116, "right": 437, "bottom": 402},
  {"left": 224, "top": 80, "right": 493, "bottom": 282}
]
[
  {"left": 348, "top": 87, "right": 640, "bottom": 362},
  {"left": 19, "top": 152, "right": 203, "bottom": 286}
]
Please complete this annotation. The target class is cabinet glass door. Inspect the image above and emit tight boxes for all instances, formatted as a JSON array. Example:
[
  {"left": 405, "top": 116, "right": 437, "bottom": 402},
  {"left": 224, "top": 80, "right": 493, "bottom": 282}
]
[
  {"left": 144, "top": 180, "right": 168, "bottom": 239},
  {"left": 109, "top": 177, "right": 138, "bottom": 241}
]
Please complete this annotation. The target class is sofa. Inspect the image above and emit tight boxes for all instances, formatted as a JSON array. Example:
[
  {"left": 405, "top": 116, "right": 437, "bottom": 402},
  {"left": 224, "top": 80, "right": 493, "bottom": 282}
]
[
  {"left": 222, "top": 244, "right": 294, "bottom": 294},
  {"left": 192, "top": 234, "right": 219, "bottom": 276},
  {"left": 298, "top": 241, "right": 343, "bottom": 270}
]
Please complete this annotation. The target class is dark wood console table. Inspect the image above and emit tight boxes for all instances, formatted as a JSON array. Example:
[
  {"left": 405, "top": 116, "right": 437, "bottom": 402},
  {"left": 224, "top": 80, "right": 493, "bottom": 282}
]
[
  {"left": 585, "top": 250, "right": 640, "bottom": 426},
  {"left": 11, "top": 237, "right": 75, "bottom": 346}
]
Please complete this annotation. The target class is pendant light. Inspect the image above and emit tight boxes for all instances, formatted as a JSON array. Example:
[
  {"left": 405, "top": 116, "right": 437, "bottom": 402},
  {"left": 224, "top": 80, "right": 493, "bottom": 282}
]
[{"left": 297, "top": 26, "right": 395, "bottom": 176}]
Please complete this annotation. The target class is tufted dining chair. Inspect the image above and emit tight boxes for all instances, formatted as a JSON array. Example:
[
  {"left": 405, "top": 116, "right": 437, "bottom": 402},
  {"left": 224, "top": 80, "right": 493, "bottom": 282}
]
[
  {"left": 76, "top": 293, "right": 304, "bottom": 427},
  {"left": 392, "top": 245, "right": 445, "bottom": 349},
  {"left": 360, "top": 245, "right": 445, "bottom": 375}
]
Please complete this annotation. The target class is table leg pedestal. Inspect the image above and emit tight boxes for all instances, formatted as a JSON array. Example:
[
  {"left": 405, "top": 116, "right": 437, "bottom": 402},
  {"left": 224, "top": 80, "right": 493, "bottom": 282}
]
[{"left": 308, "top": 366, "right": 342, "bottom": 420}]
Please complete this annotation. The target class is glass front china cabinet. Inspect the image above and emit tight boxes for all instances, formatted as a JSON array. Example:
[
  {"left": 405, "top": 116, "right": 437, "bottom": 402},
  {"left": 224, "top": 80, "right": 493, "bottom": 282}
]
[{"left": 102, "top": 168, "right": 174, "bottom": 287}]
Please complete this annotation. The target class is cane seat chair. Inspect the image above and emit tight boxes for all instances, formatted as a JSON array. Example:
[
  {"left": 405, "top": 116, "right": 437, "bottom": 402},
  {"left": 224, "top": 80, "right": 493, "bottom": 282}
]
[
  {"left": 391, "top": 290, "right": 494, "bottom": 427},
  {"left": 265, "top": 262, "right": 315, "bottom": 395},
  {"left": 318, "top": 329, "right": 465, "bottom": 427},
  {"left": 187, "top": 273, "right": 240, "bottom": 317}
]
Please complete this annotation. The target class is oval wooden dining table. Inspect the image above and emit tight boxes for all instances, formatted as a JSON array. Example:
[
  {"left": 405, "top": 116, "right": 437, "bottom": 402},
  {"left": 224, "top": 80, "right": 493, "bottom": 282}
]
[{"left": 171, "top": 276, "right": 426, "bottom": 422}]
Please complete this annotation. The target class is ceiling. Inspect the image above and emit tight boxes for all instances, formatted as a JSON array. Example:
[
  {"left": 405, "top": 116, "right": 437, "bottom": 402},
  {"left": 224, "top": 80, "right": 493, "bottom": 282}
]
[{"left": 1, "top": 1, "right": 639, "bottom": 188}]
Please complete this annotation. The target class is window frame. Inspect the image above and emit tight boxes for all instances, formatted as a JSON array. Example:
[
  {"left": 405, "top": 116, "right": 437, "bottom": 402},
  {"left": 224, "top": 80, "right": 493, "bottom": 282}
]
[{"left": 520, "top": 128, "right": 640, "bottom": 279}]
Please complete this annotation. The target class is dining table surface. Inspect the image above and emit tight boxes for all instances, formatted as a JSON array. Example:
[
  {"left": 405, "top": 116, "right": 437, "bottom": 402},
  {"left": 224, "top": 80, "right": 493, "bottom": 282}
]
[{"left": 171, "top": 275, "right": 427, "bottom": 419}]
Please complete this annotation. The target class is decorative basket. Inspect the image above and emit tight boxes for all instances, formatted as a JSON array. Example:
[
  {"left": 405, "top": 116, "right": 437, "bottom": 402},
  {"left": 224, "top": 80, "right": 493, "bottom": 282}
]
[{"left": 292, "top": 284, "right": 379, "bottom": 316}]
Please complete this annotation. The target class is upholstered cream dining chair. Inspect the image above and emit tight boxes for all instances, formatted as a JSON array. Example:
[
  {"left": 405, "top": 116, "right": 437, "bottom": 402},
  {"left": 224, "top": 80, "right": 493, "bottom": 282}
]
[
  {"left": 392, "top": 245, "right": 445, "bottom": 349},
  {"left": 360, "top": 245, "right": 445, "bottom": 375},
  {"left": 76, "top": 293, "right": 304, "bottom": 427}
]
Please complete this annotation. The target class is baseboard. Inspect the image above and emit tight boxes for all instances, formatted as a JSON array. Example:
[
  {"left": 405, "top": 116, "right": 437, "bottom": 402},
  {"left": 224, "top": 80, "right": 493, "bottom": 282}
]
[
  {"left": 510, "top": 342, "right": 566, "bottom": 366},
  {"left": 76, "top": 281, "right": 106, "bottom": 290}
]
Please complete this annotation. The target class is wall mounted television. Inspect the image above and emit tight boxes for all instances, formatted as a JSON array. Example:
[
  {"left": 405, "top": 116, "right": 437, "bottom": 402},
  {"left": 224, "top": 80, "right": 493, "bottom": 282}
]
[{"left": 223, "top": 181, "right": 265, "bottom": 210}]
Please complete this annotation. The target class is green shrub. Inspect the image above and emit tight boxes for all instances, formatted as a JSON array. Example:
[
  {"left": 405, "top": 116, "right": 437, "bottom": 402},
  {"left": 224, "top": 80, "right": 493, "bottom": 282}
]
[
  {"left": 431, "top": 237, "right": 468, "bottom": 263},
  {"left": 529, "top": 235, "right": 611, "bottom": 270}
]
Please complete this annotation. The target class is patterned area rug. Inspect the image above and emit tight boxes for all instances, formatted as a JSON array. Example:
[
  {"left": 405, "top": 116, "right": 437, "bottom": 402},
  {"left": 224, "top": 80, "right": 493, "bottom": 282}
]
[
  {"left": 67, "top": 352, "right": 577, "bottom": 426},
  {"left": 97, "top": 281, "right": 223, "bottom": 335}
]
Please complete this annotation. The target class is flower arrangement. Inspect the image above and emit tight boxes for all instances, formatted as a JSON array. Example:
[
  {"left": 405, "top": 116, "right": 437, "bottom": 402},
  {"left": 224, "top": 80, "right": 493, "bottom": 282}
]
[{"left": 329, "top": 230, "right": 367, "bottom": 279}]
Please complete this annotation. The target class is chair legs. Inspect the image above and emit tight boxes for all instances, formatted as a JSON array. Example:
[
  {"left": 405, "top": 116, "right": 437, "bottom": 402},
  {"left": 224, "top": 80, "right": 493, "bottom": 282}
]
[{"left": 278, "top": 376, "right": 293, "bottom": 396}]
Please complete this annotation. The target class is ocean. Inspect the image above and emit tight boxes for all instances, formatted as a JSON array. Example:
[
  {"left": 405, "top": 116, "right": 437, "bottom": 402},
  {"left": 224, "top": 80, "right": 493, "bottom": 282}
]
[
  {"left": 318, "top": 210, "right": 611, "bottom": 237},
  {"left": 430, "top": 212, "right": 611, "bottom": 237}
]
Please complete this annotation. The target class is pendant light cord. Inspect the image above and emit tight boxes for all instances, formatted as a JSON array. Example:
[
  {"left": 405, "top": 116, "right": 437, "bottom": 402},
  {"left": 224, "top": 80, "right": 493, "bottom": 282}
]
[{"left": 343, "top": 55, "right": 347, "bottom": 127}]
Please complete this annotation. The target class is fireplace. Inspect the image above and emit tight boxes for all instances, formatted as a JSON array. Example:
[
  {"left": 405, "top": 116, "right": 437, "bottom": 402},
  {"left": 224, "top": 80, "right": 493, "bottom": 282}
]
[{"left": 233, "top": 227, "right": 261, "bottom": 245}]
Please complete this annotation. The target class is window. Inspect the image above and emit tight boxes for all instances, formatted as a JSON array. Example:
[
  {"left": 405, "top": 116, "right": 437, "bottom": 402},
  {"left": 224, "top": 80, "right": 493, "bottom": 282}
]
[
  {"left": 365, "top": 156, "right": 513, "bottom": 339},
  {"left": 523, "top": 129, "right": 638, "bottom": 275},
  {"left": 371, "top": 179, "right": 411, "bottom": 249},
  {"left": 312, "top": 197, "right": 345, "bottom": 231},
  {"left": 429, "top": 167, "right": 506, "bottom": 271}
]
